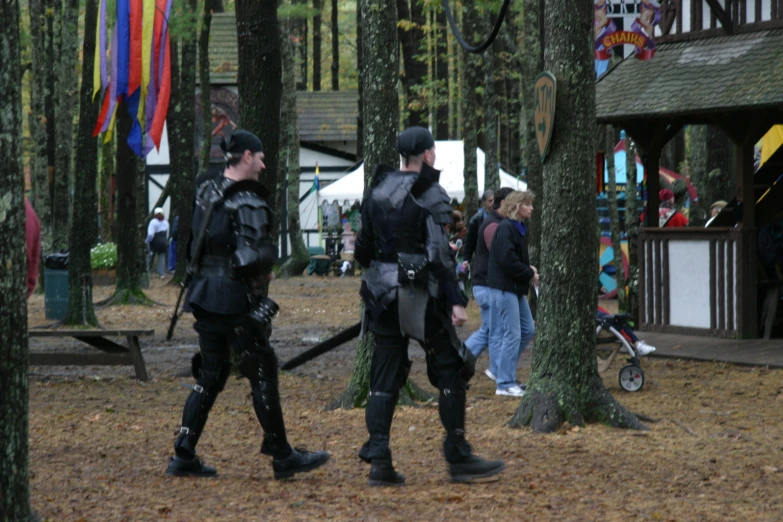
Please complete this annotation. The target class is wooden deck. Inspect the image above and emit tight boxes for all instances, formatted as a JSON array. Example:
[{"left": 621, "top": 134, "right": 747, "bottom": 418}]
[{"left": 642, "top": 331, "right": 783, "bottom": 368}]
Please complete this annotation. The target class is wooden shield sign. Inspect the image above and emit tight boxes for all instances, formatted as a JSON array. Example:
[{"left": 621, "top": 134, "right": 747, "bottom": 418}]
[{"left": 534, "top": 72, "right": 556, "bottom": 163}]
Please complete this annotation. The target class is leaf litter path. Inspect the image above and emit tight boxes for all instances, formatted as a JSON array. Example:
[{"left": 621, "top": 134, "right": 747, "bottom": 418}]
[{"left": 28, "top": 276, "right": 783, "bottom": 521}]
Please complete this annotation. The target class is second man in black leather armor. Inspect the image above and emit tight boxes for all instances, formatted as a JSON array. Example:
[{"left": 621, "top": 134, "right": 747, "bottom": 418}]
[{"left": 355, "top": 126, "right": 505, "bottom": 486}]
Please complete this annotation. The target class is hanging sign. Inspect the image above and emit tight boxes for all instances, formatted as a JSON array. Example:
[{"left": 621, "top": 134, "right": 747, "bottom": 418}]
[
  {"left": 534, "top": 71, "right": 556, "bottom": 163},
  {"left": 595, "top": 0, "right": 660, "bottom": 62}
]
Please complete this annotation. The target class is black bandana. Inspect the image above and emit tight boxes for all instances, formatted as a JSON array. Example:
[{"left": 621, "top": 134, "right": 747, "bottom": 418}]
[
  {"left": 221, "top": 130, "right": 264, "bottom": 158},
  {"left": 395, "top": 126, "right": 435, "bottom": 159}
]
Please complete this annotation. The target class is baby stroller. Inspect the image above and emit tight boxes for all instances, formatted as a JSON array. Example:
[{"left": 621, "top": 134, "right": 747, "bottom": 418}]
[{"left": 595, "top": 309, "right": 654, "bottom": 392}]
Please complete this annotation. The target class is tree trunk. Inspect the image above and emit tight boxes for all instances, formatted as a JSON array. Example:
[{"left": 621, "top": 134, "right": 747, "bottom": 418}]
[
  {"left": 510, "top": 0, "right": 644, "bottom": 433},
  {"left": 355, "top": 0, "right": 364, "bottom": 158},
  {"left": 236, "top": 0, "right": 282, "bottom": 219},
  {"left": 198, "top": 0, "right": 215, "bottom": 174},
  {"left": 331, "top": 0, "right": 339, "bottom": 90},
  {"left": 170, "top": 4, "right": 199, "bottom": 283},
  {"left": 434, "top": 6, "right": 449, "bottom": 140},
  {"left": 329, "top": 0, "right": 399, "bottom": 410},
  {"left": 483, "top": 22, "right": 499, "bottom": 192},
  {"left": 29, "top": 0, "right": 51, "bottom": 260},
  {"left": 294, "top": 0, "right": 308, "bottom": 91},
  {"left": 605, "top": 126, "right": 625, "bottom": 310},
  {"left": 460, "top": 5, "right": 480, "bottom": 222},
  {"left": 312, "top": 0, "right": 322, "bottom": 91},
  {"left": 52, "top": 0, "right": 79, "bottom": 252},
  {"left": 447, "top": 9, "right": 457, "bottom": 139},
  {"left": 397, "top": 0, "right": 428, "bottom": 127},
  {"left": 0, "top": 2, "right": 31, "bottom": 518},
  {"left": 280, "top": 20, "right": 310, "bottom": 278},
  {"left": 104, "top": 100, "right": 150, "bottom": 305},
  {"left": 44, "top": 0, "right": 59, "bottom": 256},
  {"left": 99, "top": 139, "right": 115, "bottom": 243},
  {"left": 64, "top": 0, "right": 100, "bottom": 326},
  {"left": 625, "top": 134, "right": 640, "bottom": 323}
]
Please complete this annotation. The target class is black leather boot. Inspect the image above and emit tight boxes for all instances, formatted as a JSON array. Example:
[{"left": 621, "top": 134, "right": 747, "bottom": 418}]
[
  {"left": 368, "top": 459, "right": 405, "bottom": 487},
  {"left": 165, "top": 455, "right": 218, "bottom": 477},
  {"left": 272, "top": 448, "right": 331, "bottom": 479},
  {"left": 448, "top": 455, "right": 505, "bottom": 483}
]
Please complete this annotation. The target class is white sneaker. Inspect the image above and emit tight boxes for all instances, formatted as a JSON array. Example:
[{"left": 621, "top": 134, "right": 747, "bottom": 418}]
[
  {"left": 496, "top": 385, "right": 525, "bottom": 397},
  {"left": 484, "top": 369, "right": 496, "bottom": 382},
  {"left": 635, "top": 340, "right": 656, "bottom": 356}
]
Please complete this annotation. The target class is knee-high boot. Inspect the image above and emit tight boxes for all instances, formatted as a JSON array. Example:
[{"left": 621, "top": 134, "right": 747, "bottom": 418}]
[{"left": 358, "top": 391, "right": 398, "bottom": 462}]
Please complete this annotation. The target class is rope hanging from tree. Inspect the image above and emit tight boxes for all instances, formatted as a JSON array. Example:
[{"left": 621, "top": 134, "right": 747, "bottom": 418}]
[{"left": 440, "top": 0, "right": 513, "bottom": 54}]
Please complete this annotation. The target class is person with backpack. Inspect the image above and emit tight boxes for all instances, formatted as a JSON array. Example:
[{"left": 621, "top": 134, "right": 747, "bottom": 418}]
[{"left": 146, "top": 207, "right": 170, "bottom": 278}]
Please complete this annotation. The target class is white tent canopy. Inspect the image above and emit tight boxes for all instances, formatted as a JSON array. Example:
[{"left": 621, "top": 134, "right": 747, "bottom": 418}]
[{"left": 317, "top": 141, "right": 527, "bottom": 205}]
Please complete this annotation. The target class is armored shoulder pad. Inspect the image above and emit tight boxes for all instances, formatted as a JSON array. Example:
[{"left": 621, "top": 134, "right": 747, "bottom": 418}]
[
  {"left": 371, "top": 171, "right": 418, "bottom": 217},
  {"left": 417, "top": 183, "right": 453, "bottom": 226},
  {"left": 224, "top": 180, "right": 270, "bottom": 213}
]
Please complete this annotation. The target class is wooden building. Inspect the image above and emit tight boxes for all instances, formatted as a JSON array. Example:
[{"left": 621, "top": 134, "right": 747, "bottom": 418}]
[{"left": 596, "top": 0, "right": 783, "bottom": 339}]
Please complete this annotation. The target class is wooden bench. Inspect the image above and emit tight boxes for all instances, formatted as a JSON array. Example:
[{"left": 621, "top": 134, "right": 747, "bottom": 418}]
[{"left": 28, "top": 329, "right": 153, "bottom": 381}]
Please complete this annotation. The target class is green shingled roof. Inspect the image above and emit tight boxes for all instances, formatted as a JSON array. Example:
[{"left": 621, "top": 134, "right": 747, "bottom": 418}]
[
  {"left": 203, "top": 13, "right": 358, "bottom": 143},
  {"left": 596, "top": 29, "right": 783, "bottom": 123}
]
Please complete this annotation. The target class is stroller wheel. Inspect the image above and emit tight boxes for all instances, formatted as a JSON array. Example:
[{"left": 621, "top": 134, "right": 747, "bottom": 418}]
[{"left": 619, "top": 365, "right": 644, "bottom": 392}]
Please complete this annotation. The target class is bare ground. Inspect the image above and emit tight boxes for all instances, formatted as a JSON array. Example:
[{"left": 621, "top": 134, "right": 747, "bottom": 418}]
[{"left": 26, "top": 276, "right": 783, "bottom": 521}]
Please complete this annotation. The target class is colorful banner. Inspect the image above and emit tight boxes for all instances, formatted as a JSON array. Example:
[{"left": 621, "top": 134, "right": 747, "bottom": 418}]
[
  {"left": 595, "top": 0, "right": 660, "bottom": 76},
  {"left": 92, "top": 0, "right": 172, "bottom": 157}
]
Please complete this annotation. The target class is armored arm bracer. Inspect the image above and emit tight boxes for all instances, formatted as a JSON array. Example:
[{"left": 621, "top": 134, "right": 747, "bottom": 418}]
[{"left": 230, "top": 198, "right": 277, "bottom": 278}]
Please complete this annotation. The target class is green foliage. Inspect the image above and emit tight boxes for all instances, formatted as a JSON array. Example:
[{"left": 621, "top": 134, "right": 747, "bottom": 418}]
[{"left": 90, "top": 242, "right": 117, "bottom": 270}]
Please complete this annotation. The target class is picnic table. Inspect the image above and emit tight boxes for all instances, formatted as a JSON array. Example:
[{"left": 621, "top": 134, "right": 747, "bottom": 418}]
[{"left": 28, "top": 329, "right": 152, "bottom": 381}]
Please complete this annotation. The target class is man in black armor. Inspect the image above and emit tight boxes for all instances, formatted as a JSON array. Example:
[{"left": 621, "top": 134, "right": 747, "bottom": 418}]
[
  {"left": 355, "top": 126, "right": 505, "bottom": 486},
  {"left": 165, "top": 130, "right": 330, "bottom": 478}
]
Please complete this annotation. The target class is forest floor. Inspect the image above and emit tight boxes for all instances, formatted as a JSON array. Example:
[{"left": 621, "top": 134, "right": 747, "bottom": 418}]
[{"left": 26, "top": 275, "right": 783, "bottom": 521}]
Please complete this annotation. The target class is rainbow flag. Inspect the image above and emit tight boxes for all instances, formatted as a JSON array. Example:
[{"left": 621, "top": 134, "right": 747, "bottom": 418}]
[{"left": 93, "top": 0, "right": 172, "bottom": 157}]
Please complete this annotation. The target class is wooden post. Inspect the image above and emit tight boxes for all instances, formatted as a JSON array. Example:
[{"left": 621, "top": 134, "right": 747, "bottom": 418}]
[
  {"left": 735, "top": 141, "right": 757, "bottom": 338},
  {"left": 127, "top": 335, "right": 149, "bottom": 381}
]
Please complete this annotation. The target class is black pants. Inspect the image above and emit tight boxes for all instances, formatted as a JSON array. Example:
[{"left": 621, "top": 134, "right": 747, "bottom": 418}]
[
  {"left": 359, "top": 299, "right": 473, "bottom": 464},
  {"left": 173, "top": 309, "right": 291, "bottom": 459}
]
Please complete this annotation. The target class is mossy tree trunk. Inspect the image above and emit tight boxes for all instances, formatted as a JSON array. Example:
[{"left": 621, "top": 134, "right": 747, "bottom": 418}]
[
  {"left": 28, "top": 0, "right": 51, "bottom": 264},
  {"left": 236, "top": 0, "right": 282, "bottom": 221},
  {"left": 397, "top": 0, "right": 428, "bottom": 127},
  {"left": 64, "top": 0, "right": 100, "bottom": 327},
  {"left": 103, "top": 100, "right": 151, "bottom": 306},
  {"left": 355, "top": 0, "right": 363, "bottom": 158},
  {"left": 330, "top": 0, "right": 339, "bottom": 91},
  {"left": 280, "top": 17, "right": 310, "bottom": 278},
  {"left": 460, "top": 4, "right": 480, "bottom": 221},
  {"left": 483, "top": 21, "right": 500, "bottom": 192},
  {"left": 329, "top": 0, "right": 402, "bottom": 410},
  {"left": 43, "top": 1, "right": 59, "bottom": 257},
  {"left": 0, "top": 1, "right": 32, "bottom": 516},
  {"left": 99, "top": 139, "right": 115, "bottom": 243},
  {"left": 509, "top": 0, "right": 644, "bottom": 432},
  {"left": 312, "top": 0, "right": 323, "bottom": 91},
  {"left": 170, "top": 2, "right": 199, "bottom": 284},
  {"left": 625, "top": 135, "right": 640, "bottom": 323},
  {"left": 605, "top": 126, "right": 625, "bottom": 309},
  {"left": 521, "top": 0, "right": 543, "bottom": 317},
  {"left": 52, "top": 0, "right": 79, "bottom": 252}
]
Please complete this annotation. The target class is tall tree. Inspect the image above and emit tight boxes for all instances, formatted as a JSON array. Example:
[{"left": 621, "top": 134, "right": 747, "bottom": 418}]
[
  {"left": 44, "top": 0, "right": 59, "bottom": 254},
  {"left": 236, "top": 0, "right": 282, "bottom": 216},
  {"left": 312, "top": 0, "right": 323, "bottom": 90},
  {"left": 103, "top": 100, "right": 151, "bottom": 305},
  {"left": 52, "top": 0, "right": 79, "bottom": 251},
  {"left": 509, "top": 0, "right": 644, "bottom": 432},
  {"left": 434, "top": 5, "right": 449, "bottom": 139},
  {"left": 397, "top": 0, "right": 428, "bottom": 127},
  {"left": 64, "top": 0, "right": 100, "bottom": 326},
  {"left": 99, "top": 139, "right": 115, "bottom": 243},
  {"left": 330, "top": 0, "right": 339, "bottom": 90},
  {"left": 0, "top": 0, "right": 32, "bottom": 517},
  {"left": 198, "top": 0, "right": 216, "bottom": 173},
  {"left": 483, "top": 19, "right": 500, "bottom": 192},
  {"left": 28, "top": 0, "right": 51, "bottom": 262},
  {"left": 294, "top": 0, "right": 308, "bottom": 91},
  {"left": 355, "top": 0, "right": 364, "bottom": 157},
  {"left": 170, "top": 1, "right": 199, "bottom": 282},
  {"left": 280, "top": 16, "right": 310, "bottom": 278},
  {"left": 460, "top": 4, "right": 480, "bottom": 223},
  {"left": 329, "top": 0, "right": 399, "bottom": 409}
]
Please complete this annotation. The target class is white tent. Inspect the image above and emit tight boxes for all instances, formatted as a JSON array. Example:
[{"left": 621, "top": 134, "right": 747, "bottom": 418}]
[{"left": 318, "top": 141, "right": 527, "bottom": 205}]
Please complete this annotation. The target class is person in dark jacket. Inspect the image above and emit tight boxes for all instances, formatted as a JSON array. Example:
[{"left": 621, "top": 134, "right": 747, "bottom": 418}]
[
  {"left": 461, "top": 189, "right": 495, "bottom": 266},
  {"left": 486, "top": 191, "right": 538, "bottom": 397},
  {"left": 464, "top": 187, "right": 514, "bottom": 382}
]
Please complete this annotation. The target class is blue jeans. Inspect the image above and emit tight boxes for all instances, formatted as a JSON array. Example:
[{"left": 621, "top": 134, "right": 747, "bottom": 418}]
[
  {"left": 465, "top": 285, "right": 499, "bottom": 377},
  {"left": 492, "top": 289, "right": 535, "bottom": 389},
  {"left": 168, "top": 239, "right": 177, "bottom": 271}
]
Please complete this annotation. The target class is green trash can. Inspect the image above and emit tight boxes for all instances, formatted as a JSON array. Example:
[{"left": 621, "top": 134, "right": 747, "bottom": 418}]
[{"left": 44, "top": 252, "right": 70, "bottom": 320}]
